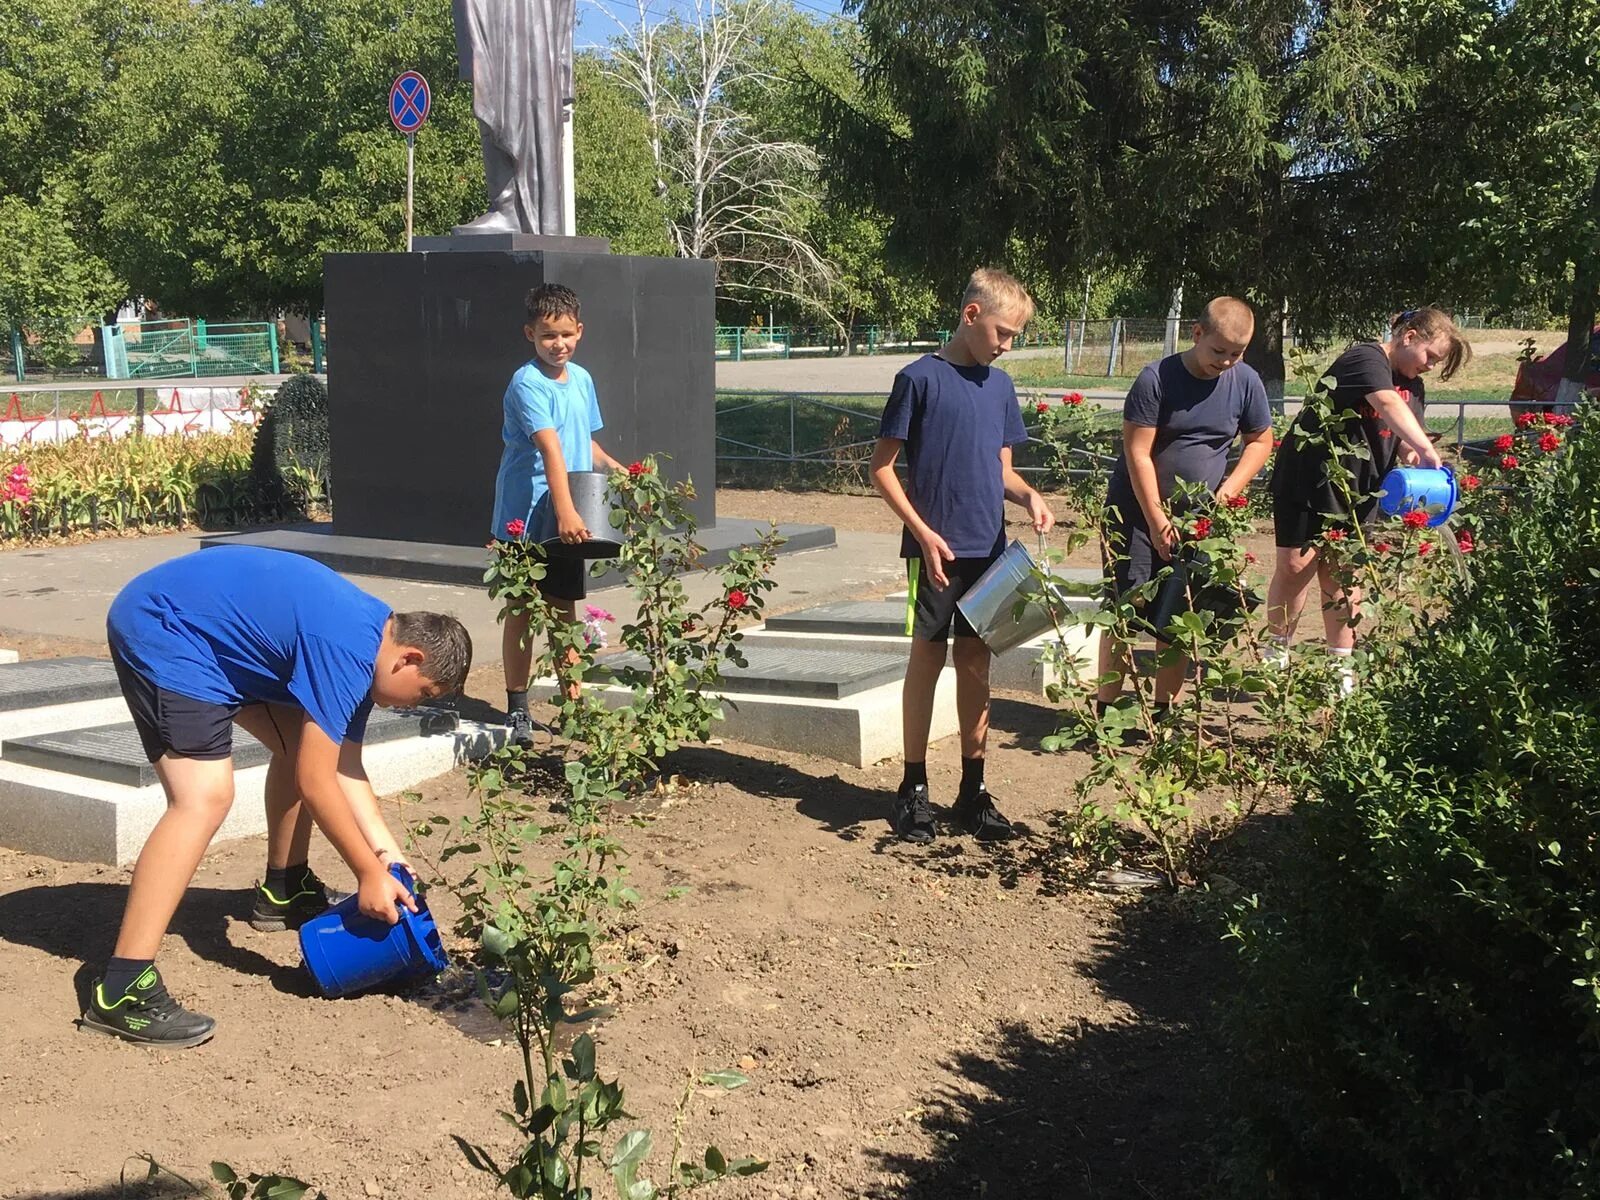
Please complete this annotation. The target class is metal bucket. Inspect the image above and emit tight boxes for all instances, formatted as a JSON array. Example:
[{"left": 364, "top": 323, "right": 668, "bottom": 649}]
[
  {"left": 530, "top": 471, "right": 624, "bottom": 560},
  {"left": 956, "top": 538, "right": 1060, "bottom": 654}
]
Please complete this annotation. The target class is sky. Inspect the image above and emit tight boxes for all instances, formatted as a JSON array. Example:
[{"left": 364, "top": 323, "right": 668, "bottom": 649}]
[{"left": 576, "top": 0, "right": 847, "bottom": 52}]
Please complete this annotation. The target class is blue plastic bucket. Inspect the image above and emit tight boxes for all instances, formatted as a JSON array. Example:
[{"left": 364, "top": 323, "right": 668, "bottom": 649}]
[
  {"left": 1378, "top": 466, "right": 1458, "bottom": 528},
  {"left": 299, "top": 864, "right": 449, "bottom": 998}
]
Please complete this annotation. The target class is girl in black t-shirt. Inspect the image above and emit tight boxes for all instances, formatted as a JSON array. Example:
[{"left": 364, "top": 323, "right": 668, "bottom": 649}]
[{"left": 1265, "top": 307, "right": 1471, "bottom": 683}]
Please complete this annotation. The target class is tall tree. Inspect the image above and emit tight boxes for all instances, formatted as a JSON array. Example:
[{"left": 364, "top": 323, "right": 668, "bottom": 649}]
[
  {"left": 601, "top": 0, "right": 832, "bottom": 312},
  {"left": 83, "top": 0, "right": 483, "bottom": 315},
  {"left": 827, "top": 0, "right": 1486, "bottom": 389},
  {"left": 573, "top": 53, "right": 674, "bottom": 255}
]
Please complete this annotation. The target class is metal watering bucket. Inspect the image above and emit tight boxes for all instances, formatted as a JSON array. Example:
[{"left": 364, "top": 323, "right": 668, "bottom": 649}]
[
  {"left": 956, "top": 536, "right": 1063, "bottom": 654},
  {"left": 529, "top": 470, "right": 624, "bottom": 560},
  {"left": 1378, "top": 466, "right": 1458, "bottom": 528}
]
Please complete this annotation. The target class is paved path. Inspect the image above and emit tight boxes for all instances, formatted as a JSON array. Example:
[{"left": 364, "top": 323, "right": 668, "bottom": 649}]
[{"left": 0, "top": 525, "right": 902, "bottom": 668}]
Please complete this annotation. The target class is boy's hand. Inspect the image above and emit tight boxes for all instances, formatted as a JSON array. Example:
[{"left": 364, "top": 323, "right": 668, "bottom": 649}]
[
  {"left": 357, "top": 866, "right": 418, "bottom": 925},
  {"left": 917, "top": 530, "right": 955, "bottom": 587},
  {"left": 1028, "top": 493, "right": 1055, "bottom": 535},
  {"left": 1150, "top": 517, "right": 1179, "bottom": 562},
  {"left": 557, "top": 506, "right": 591, "bottom": 544}
]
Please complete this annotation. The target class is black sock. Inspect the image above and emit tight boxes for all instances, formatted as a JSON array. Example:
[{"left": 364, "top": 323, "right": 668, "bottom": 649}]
[
  {"left": 900, "top": 761, "right": 928, "bottom": 792},
  {"left": 959, "top": 756, "right": 985, "bottom": 796},
  {"left": 102, "top": 956, "right": 154, "bottom": 997},
  {"left": 1153, "top": 702, "right": 1172, "bottom": 721},
  {"left": 507, "top": 688, "right": 529, "bottom": 716}
]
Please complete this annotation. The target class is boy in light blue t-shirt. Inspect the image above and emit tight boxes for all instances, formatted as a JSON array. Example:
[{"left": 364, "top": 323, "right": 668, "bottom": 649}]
[{"left": 491, "top": 283, "right": 622, "bottom": 744}]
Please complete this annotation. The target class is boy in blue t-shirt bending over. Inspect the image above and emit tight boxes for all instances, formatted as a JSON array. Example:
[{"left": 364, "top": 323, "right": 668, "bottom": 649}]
[
  {"left": 491, "top": 283, "right": 622, "bottom": 744},
  {"left": 83, "top": 547, "right": 472, "bottom": 1047},
  {"left": 870, "top": 268, "right": 1055, "bottom": 844}
]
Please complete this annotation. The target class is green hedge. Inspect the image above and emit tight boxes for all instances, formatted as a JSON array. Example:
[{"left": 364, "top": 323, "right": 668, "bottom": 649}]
[{"left": 1226, "top": 408, "right": 1600, "bottom": 1197}]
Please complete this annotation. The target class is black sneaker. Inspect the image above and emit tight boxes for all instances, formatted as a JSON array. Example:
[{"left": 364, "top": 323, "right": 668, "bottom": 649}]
[
  {"left": 80, "top": 965, "right": 216, "bottom": 1048},
  {"left": 506, "top": 707, "right": 537, "bottom": 747},
  {"left": 249, "top": 869, "right": 349, "bottom": 932},
  {"left": 954, "top": 786, "right": 1016, "bottom": 842},
  {"left": 892, "top": 783, "right": 937, "bottom": 844}
]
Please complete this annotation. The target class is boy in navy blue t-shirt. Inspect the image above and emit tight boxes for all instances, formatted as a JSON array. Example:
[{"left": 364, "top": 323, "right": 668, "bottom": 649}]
[
  {"left": 870, "top": 268, "right": 1055, "bottom": 843},
  {"left": 491, "top": 284, "right": 623, "bottom": 744},
  {"left": 82, "top": 547, "right": 472, "bottom": 1047}
]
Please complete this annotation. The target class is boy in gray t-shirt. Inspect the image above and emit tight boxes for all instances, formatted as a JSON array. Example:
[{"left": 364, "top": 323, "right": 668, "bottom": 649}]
[{"left": 1100, "top": 297, "right": 1274, "bottom": 711}]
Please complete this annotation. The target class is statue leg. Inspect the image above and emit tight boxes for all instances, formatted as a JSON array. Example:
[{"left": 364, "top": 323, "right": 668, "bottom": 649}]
[{"left": 453, "top": 119, "right": 523, "bottom": 234}]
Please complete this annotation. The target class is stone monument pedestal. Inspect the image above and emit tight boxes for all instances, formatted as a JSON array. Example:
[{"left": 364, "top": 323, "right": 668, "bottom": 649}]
[
  {"left": 204, "top": 241, "right": 835, "bottom": 580},
  {"left": 325, "top": 241, "right": 719, "bottom": 542}
]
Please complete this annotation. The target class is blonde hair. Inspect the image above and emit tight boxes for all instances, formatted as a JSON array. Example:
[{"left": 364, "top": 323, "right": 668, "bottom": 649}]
[
  {"left": 1390, "top": 306, "right": 1473, "bottom": 381},
  {"left": 961, "top": 268, "right": 1035, "bottom": 324},
  {"left": 1197, "top": 296, "right": 1255, "bottom": 341}
]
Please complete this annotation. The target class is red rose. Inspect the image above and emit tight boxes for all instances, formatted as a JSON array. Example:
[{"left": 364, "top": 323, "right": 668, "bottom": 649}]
[
  {"left": 1035, "top": 400, "right": 1050, "bottom": 414},
  {"left": 1226, "top": 493, "right": 1249, "bottom": 509},
  {"left": 1062, "top": 391, "right": 1085, "bottom": 406},
  {"left": 1325, "top": 528, "right": 1347, "bottom": 542},
  {"left": 1374, "top": 541, "right": 1393, "bottom": 554},
  {"left": 1462, "top": 474, "right": 1481, "bottom": 490},
  {"left": 1418, "top": 541, "right": 1433, "bottom": 556},
  {"left": 1515, "top": 412, "right": 1535, "bottom": 429},
  {"left": 1456, "top": 531, "right": 1474, "bottom": 553},
  {"left": 505, "top": 518, "right": 526, "bottom": 537},
  {"left": 1550, "top": 413, "right": 1575, "bottom": 427},
  {"left": 726, "top": 588, "right": 748, "bottom": 610},
  {"left": 1494, "top": 434, "right": 1515, "bottom": 451},
  {"left": 1191, "top": 517, "right": 1212, "bottom": 538},
  {"left": 628, "top": 461, "right": 647, "bottom": 476},
  {"left": 1401, "top": 509, "right": 1428, "bottom": 529},
  {"left": 1539, "top": 432, "right": 1561, "bottom": 453},
  {"left": 682, "top": 616, "right": 697, "bottom": 632},
  {"left": 1245, "top": 551, "right": 1257, "bottom": 564},
  {"left": 1272, "top": 438, "right": 1282, "bottom": 449},
  {"left": 1500, "top": 454, "right": 1519, "bottom": 469}
]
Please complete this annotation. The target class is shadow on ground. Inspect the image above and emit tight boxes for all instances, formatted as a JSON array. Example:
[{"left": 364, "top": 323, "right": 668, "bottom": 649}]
[
  {"left": 869, "top": 895, "right": 1235, "bottom": 1199},
  {"left": 863, "top": 815, "right": 1294, "bottom": 1200}
]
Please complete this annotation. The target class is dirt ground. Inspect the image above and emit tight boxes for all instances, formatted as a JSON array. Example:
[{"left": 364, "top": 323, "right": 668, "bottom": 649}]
[{"left": 0, "top": 492, "right": 1276, "bottom": 1199}]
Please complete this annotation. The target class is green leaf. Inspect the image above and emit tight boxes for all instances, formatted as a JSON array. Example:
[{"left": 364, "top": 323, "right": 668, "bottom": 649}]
[
  {"left": 701, "top": 1069, "right": 750, "bottom": 1090},
  {"left": 482, "top": 924, "right": 517, "bottom": 958},
  {"left": 704, "top": 1145, "right": 728, "bottom": 1174},
  {"left": 610, "top": 1129, "right": 654, "bottom": 1169},
  {"left": 212, "top": 1164, "right": 240, "bottom": 1185}
]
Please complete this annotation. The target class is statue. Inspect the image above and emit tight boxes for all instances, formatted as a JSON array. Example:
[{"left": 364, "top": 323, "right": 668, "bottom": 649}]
[{"left": 451, "top": 0, "right": 576, "bottom": 235}]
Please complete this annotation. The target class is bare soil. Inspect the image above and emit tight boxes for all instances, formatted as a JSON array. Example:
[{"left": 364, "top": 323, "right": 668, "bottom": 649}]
[{"left": 0, "top": 492, "right": 1272, "bottom": 1199}]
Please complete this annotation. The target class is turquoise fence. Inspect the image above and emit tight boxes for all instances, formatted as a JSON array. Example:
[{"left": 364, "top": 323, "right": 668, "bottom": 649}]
[{"left": 101, "top": 319, "right": 279, "bottom": 380}]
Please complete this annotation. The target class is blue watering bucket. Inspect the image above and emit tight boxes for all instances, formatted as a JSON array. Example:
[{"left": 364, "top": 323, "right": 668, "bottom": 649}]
[
  {"left": 1378, "top": 466, "right": 1458, "bottom": 528},
  {"left": 299, "top": 864, "right": 448, "bottom": 998}
]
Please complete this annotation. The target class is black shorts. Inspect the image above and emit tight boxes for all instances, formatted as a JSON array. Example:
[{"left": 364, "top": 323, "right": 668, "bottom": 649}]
[
  {"left": 1102, "top": 508, "right": 1158, "bottom": 601},
  {"left": 904, "top": 552, "right": 1000, "bottom": 642},
  {"left": 493, "top": 539, "right": 587, "bottom": 604},
  {"left": 1271, "top": 494, "right": 1378, "bottom": 549},
  {"left": 110, "top": 646, "right": 238, "bottom": 763}
]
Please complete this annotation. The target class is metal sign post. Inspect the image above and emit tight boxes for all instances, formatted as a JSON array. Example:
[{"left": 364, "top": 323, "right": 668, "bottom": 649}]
[{"left": 389, "top": 71, "right": 432, "bottom": 251}]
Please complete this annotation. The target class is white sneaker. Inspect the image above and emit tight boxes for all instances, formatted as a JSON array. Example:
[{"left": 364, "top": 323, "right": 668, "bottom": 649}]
[
  {"left": 1334, "top": 662, "right": 1356, "bottom": 698},
  {"left": 1262, "top": 642, "right": 1291, "bottom": 671}
]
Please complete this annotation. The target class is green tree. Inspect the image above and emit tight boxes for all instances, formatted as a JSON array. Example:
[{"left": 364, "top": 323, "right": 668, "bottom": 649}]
[
  {"left": 573, "top": 54, "right": 673, "bottom": 256},
  {"left": 0, "top": 180, "right": 122, "bottom": 370},
  {"left": 83, "top": 0, "right": 483, "bottom": 315},
  {"left": 826, "top": 0, "right": 1500, "bottom": 388}
]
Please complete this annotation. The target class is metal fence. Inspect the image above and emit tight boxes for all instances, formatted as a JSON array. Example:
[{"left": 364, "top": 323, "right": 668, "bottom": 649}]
[
  {"left": 102, "top": 319, "right": 279, "bottom": 380},
  {"left": 712, "top": 390, "right": 1540, "bottom": 489},
  {"left": 1, "top": 382, "right": 273, "bottom": 447}
]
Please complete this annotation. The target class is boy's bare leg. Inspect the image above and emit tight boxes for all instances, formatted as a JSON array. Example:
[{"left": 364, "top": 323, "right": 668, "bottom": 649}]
[
  {"left": 952, "top": 637, "right": 991, "bottom": 759},
  {"left": 1317, "top": 560, "right": 1360, "bottom": 651},
  {"left": 901, "top": 638, "right": 947, "bottom": 762},
  {"left": 1266, "top": 545, "right": 1319, "bottom": 641},
  {"left": 111, "top": 755, "right": 235, "bottom": 960},
  {"left": 236, "top": 704, "right": 309, "bottom": 871},
  {"left": 502, "top": 606, "right": 535, "bottom": 696},
  {"left": 1154, "top": 643, "right": 1189, "bottom": 704},
  {"left": 1096, "top": 634, "right": 1132, "bottom": 705},
  {"left": 549, "top": 597, "right": 580, "bottom": 703}
]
